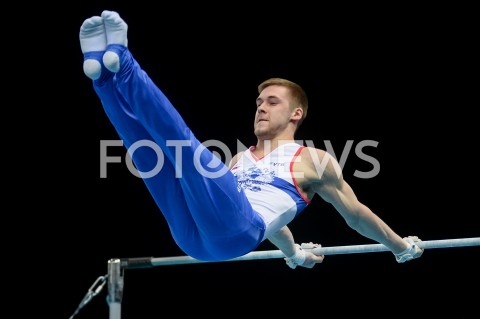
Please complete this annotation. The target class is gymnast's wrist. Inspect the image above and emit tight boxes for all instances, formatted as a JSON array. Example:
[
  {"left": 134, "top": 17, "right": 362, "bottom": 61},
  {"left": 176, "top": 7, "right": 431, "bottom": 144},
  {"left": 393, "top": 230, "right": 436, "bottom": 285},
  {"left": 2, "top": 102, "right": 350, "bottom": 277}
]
[
  {"left": 394, "top": 236, "right": 423, "bottom": 263},
  {"left": 285, "top": 244, "right": 306, "bottom": 268}
]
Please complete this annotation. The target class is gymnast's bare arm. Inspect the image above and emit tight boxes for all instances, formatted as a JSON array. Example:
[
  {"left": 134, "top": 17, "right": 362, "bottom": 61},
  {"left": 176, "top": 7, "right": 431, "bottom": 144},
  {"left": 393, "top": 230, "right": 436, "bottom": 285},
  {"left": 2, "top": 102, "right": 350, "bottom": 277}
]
[{"left": 298, "top": 147, "right": 417, "bottom": 255}]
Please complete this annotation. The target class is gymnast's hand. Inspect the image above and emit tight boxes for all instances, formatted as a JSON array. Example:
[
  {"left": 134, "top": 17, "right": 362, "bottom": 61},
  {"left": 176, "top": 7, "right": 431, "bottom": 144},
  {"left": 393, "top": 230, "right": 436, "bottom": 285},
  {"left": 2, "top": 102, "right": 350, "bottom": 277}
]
[
  {"left": 285, "top": 242, "right": 324, "bottom": 269},
  {"left": 394, "top": 236, "right": 424, "bottom": 263},
  {"left": 301, "top": 251, "right": 325, "bottom": 268}
]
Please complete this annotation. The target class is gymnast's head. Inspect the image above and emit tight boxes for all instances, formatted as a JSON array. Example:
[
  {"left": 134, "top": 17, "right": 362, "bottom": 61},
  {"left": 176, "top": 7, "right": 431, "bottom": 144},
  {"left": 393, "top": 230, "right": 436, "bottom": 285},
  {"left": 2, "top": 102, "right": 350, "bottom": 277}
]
[{"left": 255, "top": 78, "right": 309, "bottom": 137}]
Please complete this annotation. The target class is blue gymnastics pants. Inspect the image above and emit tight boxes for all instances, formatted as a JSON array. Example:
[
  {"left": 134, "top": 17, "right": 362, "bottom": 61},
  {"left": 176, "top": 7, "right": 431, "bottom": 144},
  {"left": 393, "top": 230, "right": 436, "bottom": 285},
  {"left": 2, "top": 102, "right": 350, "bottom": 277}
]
[{"left": 87, "top": 44, "right": 265, "bottom": 261}]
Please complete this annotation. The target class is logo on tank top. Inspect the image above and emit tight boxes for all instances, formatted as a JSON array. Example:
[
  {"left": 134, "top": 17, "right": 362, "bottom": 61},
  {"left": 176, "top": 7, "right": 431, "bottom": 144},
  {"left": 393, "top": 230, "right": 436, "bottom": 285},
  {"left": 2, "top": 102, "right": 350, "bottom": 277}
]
[{"left": 233, "top": 166, "right": 275, "bottom": 192}]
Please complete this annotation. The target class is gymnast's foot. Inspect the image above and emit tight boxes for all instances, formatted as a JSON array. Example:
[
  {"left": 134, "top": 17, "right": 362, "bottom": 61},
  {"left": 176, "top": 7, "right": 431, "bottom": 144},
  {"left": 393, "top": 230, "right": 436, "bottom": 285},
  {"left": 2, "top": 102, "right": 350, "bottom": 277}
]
[
  {"left": 101, "top": 10, "right": 128, "bottom": 73},
  {"left": 79, "top": 16, "right": 106, "bottom": 80}
]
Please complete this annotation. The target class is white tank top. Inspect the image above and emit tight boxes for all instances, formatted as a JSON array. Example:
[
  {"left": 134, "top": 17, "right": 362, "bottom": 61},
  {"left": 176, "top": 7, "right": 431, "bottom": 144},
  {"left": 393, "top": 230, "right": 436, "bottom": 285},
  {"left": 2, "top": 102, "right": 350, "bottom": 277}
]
[{"left": 230, "top": 142, "right": 310, "bottom": 240}]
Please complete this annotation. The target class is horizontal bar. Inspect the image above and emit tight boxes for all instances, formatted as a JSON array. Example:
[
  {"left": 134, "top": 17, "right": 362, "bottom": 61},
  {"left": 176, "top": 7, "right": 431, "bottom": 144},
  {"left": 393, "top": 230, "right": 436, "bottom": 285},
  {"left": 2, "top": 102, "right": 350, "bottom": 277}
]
[
  {"left": 311, "top": 237, "right": 480, "bottom": 255},
  {"left": 120, "top": 237, "right": 480, "bottom": 268}
]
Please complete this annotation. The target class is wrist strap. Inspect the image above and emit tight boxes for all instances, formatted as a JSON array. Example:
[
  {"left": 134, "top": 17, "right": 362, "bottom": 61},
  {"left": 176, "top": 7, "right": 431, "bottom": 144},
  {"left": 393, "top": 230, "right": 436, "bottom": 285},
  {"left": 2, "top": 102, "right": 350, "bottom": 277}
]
[
  {"left": 285, "top": 244, "right": 306, "bottom": 269},
  {"left": 394, "top": 241, "right": 417, "bottom": 263}
]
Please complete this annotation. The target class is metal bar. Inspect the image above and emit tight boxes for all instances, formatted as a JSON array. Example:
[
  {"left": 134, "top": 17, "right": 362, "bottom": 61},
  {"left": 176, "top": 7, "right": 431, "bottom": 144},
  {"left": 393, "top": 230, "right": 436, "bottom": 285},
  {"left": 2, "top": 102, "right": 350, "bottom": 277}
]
[{"left": 129, "top": 237, "right": 480, "bottom": 268}]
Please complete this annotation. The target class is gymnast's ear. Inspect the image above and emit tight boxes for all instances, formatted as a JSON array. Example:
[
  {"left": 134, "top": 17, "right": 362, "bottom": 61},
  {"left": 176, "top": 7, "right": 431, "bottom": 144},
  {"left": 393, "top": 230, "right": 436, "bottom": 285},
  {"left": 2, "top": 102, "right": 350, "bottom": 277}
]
[{"left": 291, "top": 107, "right": 303, "bottom": 121}]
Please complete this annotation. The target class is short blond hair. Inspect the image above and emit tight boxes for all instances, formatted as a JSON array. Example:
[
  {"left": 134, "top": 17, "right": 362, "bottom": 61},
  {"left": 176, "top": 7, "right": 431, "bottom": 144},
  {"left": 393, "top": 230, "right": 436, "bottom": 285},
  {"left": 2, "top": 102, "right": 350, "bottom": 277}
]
[{"left": 258, "top": 78, "right": 308, "bottom": 128}]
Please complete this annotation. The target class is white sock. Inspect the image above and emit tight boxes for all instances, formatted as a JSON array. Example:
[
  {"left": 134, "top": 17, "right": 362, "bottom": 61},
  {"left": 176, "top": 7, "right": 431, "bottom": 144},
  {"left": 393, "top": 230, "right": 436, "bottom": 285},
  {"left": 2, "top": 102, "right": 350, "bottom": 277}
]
[
  {"left": 79, "top": 16, "right": 106, "bottom": 80},
  {"left": 79, "top": 16, "right": 107, "bottom": 53},
  {"left": 101, "top": 10, "right": 128, "bottom": 47},
  {"left": 101, "top": 10, "right": 128, "bottom": 73}
]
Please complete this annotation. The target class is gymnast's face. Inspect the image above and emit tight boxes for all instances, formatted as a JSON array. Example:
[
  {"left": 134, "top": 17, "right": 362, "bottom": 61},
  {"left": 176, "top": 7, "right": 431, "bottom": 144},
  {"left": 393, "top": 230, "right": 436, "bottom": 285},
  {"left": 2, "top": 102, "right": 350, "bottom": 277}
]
[{"left": 254, "top": 85, "right": 296, "bottom": 139}]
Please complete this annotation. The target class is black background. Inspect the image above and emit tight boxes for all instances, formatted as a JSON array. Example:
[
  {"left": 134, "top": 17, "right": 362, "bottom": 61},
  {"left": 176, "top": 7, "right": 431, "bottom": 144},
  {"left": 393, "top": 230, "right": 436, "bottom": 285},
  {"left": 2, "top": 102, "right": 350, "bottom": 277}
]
[{"left": 22, "top": 2, "right": 479, "bottom": 318}]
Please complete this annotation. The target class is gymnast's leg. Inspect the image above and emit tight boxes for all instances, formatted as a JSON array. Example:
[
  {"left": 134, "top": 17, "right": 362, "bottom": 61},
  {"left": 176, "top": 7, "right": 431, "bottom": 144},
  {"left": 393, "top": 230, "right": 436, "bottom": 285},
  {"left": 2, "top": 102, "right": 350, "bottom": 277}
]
[{"left": 80, "top": 13, "right": 265, "bottom": 260}]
